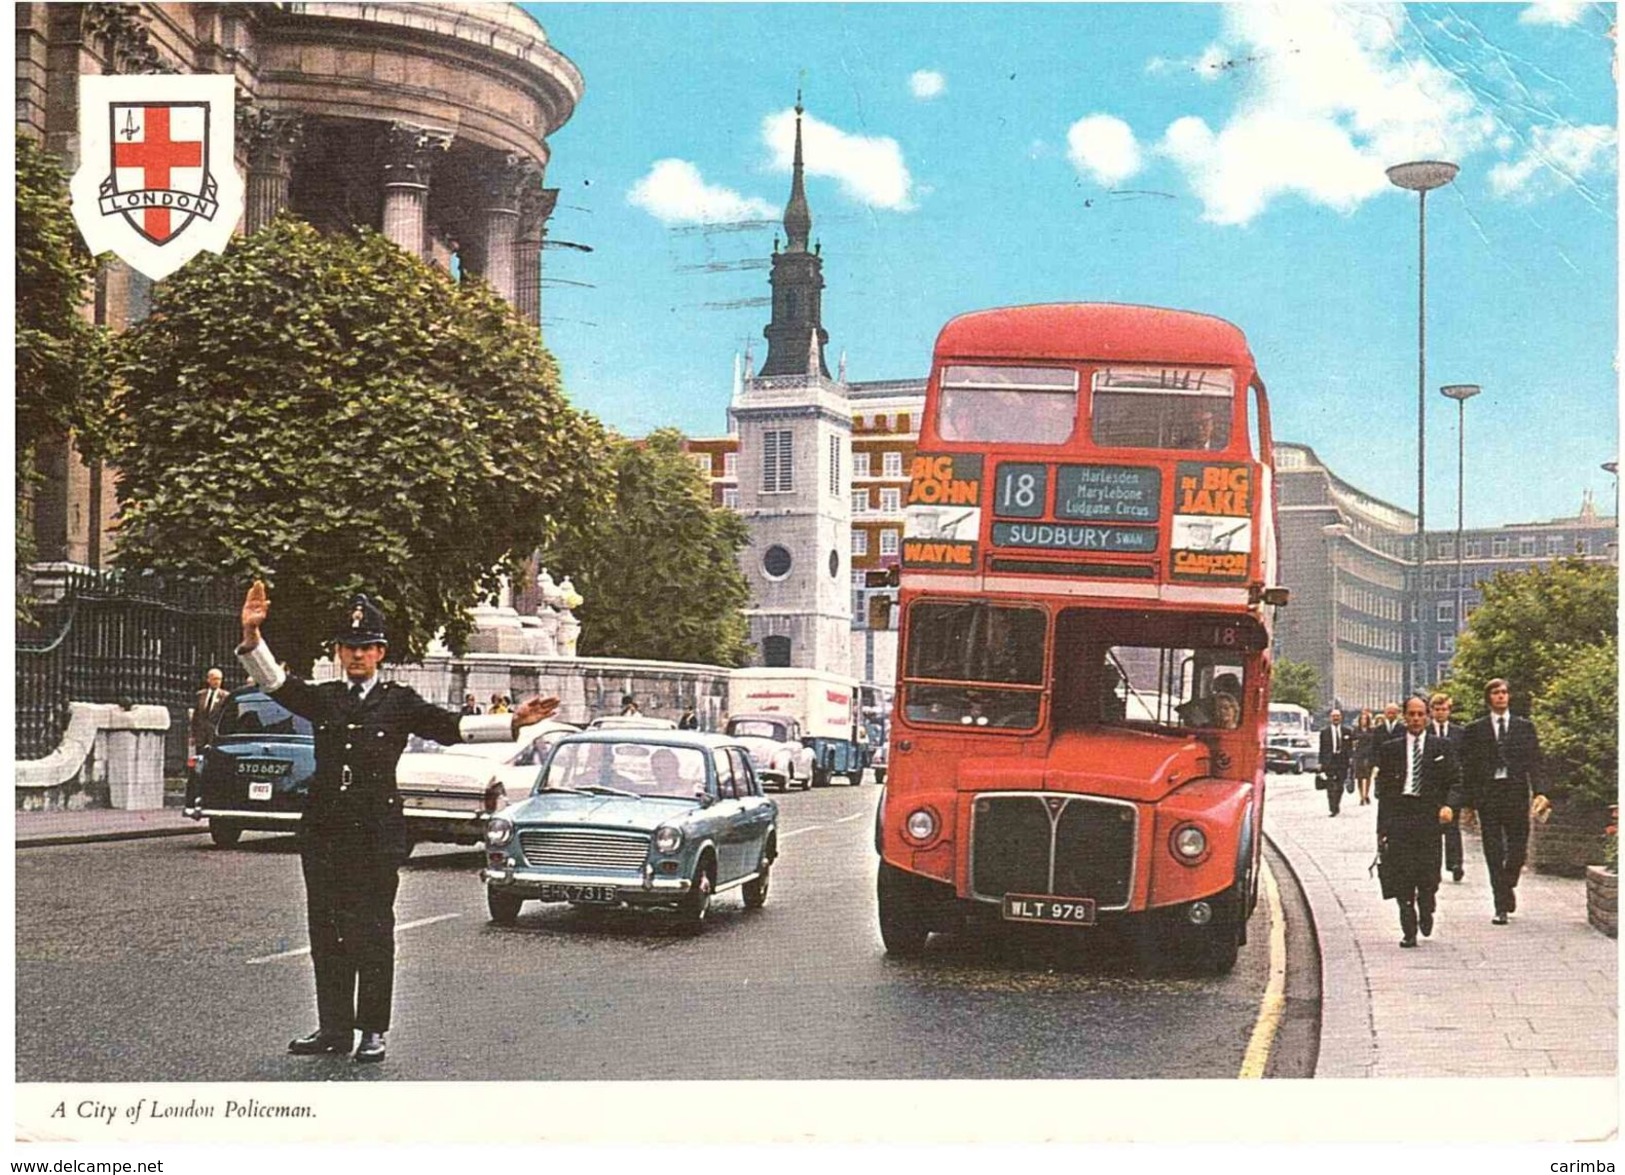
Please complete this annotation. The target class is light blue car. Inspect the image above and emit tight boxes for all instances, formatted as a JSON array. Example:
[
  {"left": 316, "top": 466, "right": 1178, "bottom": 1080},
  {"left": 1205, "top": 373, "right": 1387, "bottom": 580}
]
[{"left": 482, "top": 730, "right": 779, "bottom": 930}]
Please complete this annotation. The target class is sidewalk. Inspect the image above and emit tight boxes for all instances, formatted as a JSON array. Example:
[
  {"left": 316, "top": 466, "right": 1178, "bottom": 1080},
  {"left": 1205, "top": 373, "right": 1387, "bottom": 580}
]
[
  {"left": 1266, "top": 774, "right": 1617, "bottom": 1078},
  {"left": 14, "top": 803, "right": 206, "bottom": 848}
]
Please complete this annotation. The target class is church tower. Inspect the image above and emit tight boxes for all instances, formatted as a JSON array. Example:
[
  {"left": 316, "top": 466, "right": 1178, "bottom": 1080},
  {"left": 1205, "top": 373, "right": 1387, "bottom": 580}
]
[
  {"left": 729, "top": 92, "right": 852, "bottom": 675},
  {"left": 758, "top": 93, "right": 830, "bottom": 379}
]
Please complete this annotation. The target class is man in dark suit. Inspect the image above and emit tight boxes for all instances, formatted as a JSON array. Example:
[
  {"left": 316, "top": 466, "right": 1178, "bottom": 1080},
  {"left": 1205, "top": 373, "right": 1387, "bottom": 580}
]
[
  {"left": 236, "top": 581, "right": 558, "bottom": 1063},
  {"left": 1430, "top": 691, "right": 1467, "bottom": 881},
  {"left": 1460, "top": 678, "right": 1550, "bottom": 924},
  {"left": 1375, "top": 696, "right": 1464, "bottom": 947},
  {"left": 185, "top": 668, "right": 229, "bottom": 808},
  {"left": 1318, "top": 708, "right": 1354, "bottom": 817}
]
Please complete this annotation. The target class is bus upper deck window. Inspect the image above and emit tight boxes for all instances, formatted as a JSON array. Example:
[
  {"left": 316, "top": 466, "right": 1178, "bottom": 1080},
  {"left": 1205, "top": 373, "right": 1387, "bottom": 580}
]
[
  {"left": 1091, "top": 366, "right": 1234, "bottom": 451},
  {"left": 937, "top": 364, "right": 1078, "bottom": 444}
]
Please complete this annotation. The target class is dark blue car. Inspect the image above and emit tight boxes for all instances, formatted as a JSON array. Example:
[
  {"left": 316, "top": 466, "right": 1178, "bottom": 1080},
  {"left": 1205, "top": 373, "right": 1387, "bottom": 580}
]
[{"left": 185, "top": 686, "right": 314, "bottom": 847}]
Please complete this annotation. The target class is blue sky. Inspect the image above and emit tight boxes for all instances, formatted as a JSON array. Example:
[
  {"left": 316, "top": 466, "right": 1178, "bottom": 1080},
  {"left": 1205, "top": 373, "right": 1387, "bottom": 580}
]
[{"left": 524, "top": 2, "right": 1617, "bottom": 529}]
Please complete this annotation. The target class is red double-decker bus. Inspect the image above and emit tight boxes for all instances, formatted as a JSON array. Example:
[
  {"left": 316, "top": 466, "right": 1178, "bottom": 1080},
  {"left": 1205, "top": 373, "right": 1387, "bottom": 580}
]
[{"left": 875, "top": 303, "right": 1286, "bottom": 973}]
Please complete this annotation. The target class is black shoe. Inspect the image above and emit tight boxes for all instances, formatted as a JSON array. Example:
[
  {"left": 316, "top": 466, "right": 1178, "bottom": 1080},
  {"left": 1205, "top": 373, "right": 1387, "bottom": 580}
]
[
  {"left": 1418, "top": 910, "right": 1434, "bottom": 937},
  {"left": 288, "top": 1030, "right": 352, "bottom": 1056},
  {"left": 1400, "top": 936, "right": 1417, "bottom": 948},
  {"left": 354, "top": 1032, "right": 386, "bottom": 1063},
  {"left": 1492, "top": 911, "right": 1509, "bottom": 925},
  {"left": 1452, "top": 868, "right": 1464, "bottom": 882}
]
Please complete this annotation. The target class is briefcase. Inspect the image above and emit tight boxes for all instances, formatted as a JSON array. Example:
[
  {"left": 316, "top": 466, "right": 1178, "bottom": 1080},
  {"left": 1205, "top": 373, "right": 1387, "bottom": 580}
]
[
  {"left": 1314, "top": 773, "right": 1328, "bottom": 790},
  {"left": 1371, "top": 847, "right": 1400, "bottom": 901}
]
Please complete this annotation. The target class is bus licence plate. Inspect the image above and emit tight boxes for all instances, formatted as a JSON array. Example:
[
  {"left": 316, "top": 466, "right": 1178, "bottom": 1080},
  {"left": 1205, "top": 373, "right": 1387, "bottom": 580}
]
[
  {"left": 1002, "top": 894, "right": 1097, "bottom": 926},
  {"left": 537, "top": 884, "right": 617, "bottom": 904}
]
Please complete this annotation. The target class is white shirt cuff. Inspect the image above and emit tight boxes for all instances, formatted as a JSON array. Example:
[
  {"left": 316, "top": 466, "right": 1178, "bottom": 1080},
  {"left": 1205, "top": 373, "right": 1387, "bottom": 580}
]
[
  {"left": 235, "top": 638, "right": 287, "bottom": 693},
  {"left": 460, "top": 714, "right": 514, "bottom": 743}
]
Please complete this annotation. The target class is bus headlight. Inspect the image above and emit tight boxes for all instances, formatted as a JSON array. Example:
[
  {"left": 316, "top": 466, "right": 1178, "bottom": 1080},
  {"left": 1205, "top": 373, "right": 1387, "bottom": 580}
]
[
  {"left": 485, "top": 818, "right": 514, "bottom": 848},
  {"left": 905, "top": 808, "right": 938, "bottom": 844},
  {"left": 1171, "top": 823, "right": 1208, "bottom": 864}
]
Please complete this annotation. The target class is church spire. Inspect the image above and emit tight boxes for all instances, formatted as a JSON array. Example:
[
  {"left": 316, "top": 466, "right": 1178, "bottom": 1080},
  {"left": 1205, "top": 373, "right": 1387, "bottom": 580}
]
[{"left": 783, "top": 90, "right": 812, "bottom": 253}]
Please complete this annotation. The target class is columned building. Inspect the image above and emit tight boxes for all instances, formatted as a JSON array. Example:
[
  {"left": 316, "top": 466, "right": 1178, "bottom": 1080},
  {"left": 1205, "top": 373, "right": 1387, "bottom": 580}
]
[{"left": 17, "top": 2, "right": 581, "bottom": 570}]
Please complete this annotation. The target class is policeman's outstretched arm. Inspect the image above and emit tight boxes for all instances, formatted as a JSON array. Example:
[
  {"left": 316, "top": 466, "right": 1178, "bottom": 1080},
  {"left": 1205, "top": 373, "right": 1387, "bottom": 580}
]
[{"left": 236, "top": 579, "right": 299, "bottom": 702}]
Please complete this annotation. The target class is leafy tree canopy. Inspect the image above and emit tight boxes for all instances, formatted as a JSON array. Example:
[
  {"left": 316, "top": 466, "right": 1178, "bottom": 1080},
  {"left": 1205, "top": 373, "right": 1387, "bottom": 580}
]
[
  {"left": 1452, "top": 558, "right": 1617, "bottom": 717},
  {"left": 1271, "top": 657, "right": 1321, "bottom": 712},
  {"left": 110, "top": 218, "right": 608, "bottom": 667},
  {"left": 542, "top": 429, "right": 751, "bottom": 666},
  {"left": 1532, "top": 636, "right": 1618, "bottom": 809}
]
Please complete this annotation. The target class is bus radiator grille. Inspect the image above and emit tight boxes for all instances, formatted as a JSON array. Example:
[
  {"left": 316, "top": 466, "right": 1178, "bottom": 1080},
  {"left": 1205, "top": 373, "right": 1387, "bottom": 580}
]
[{"left": 971, "top": 795, "right": 1134, "bottom": 909}]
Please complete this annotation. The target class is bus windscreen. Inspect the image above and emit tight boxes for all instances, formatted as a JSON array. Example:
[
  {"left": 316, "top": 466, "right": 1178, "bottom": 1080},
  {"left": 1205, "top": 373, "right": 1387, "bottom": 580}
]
[
  {"left": 938, "top": 365, "right": 1079, "bottom": 444},
  {"left": 1091, "top": 366, "right": 1234, "bottom": 451}
]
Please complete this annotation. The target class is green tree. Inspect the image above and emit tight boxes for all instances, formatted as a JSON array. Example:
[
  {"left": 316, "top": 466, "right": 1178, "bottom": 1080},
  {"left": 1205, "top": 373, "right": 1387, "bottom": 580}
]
[
  {"left": 542, "top": 429, "right": 751, "bottom": 665},
  {"left": 1271, "top": 657, "right": 1321, "bottom": 711},
  {"left": 110, "top": 218, "right": 608, "bottom": 667},
  {"left": 16, "top": 133, "right": 108, "bottom": 598},
  {"left": 1532, "top": 637, "right": 1618, "bottom": 809},
  {"left": 1452, "top": 559, "right": 1617, "bottom": 716}
]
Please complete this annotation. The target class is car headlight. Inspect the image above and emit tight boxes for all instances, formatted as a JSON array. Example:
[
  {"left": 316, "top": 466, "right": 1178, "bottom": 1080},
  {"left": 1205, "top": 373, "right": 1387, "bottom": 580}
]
[
  {"left": 905, "top": 808, "right": 938, "bottom": 844},
  {"left": 485, "top": 817, "right": 514, "bottom": 848},
  {"left": 1171, "top": 823, "right": 1207, "bottom": 863},
  {"left": 654, "top": 825, "right": 683, "bottom": 854}
]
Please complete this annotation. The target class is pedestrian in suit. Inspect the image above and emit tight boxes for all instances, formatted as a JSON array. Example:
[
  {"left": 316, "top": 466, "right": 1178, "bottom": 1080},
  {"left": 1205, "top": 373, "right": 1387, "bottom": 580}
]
[
  {"left": 1429, "top": 692, "right": 1467, "bottom": 881},
  {"left": 459, "top": 693, "right": 482, "bottom": 716},
  {"left": 236, "top": 581, "right": 559, "bottom": 1063},
  {"left": 1377, "top": 701, "right": 1403, "bottom": 739},
  {"left": 1318, "top": 708, "right": 1354, "bottom": 817},
  {"left": 1374, "top": 696, "right": 1464, "bottom": 947},
  {"left": 1460, "top": 678, "right": 1550, "bottom": 924},
  {"left": 1351, "top": 709, "right": 1379, "bottom": 806},
  {"left": 185, "top": 668, "right": 229, "bottom": 808}
]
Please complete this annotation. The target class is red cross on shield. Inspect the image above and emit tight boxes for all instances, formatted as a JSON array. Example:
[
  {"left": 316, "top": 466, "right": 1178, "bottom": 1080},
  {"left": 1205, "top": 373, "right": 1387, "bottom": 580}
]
[{"left": 101, "top": 102, "right": 215, "bottom": 245}]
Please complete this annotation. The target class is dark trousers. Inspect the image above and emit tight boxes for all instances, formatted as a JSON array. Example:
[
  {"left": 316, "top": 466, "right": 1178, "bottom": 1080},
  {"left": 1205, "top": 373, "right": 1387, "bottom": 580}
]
[
  {"left": 1383, "top": 797, "right": 1442, "bottom": 936},
  {"left": 300, "top": 825, "right": 402, "bottom": 1034},
  {"left": 1478, "top": 785, "right": 1531, "bottom": 912},
  {"left": 1441, "top": 809, "right": 1463, "bottom": 874},
  {"left": 1324, "top": 767, "right": 1346, "bottom": 814}
]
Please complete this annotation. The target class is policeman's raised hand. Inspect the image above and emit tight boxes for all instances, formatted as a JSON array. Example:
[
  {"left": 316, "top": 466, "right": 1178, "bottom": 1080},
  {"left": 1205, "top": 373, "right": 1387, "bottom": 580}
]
[
  {"left": 511, "top": 695, "right": 561, "bottom": 734},
  {"left": 241, "top": 580, "right": 270, "bottom": 646}
]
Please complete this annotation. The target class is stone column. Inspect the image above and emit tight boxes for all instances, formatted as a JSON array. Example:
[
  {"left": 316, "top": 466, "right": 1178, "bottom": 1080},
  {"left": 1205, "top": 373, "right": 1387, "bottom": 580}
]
[
  {"left": 469, "top": 154, "right": 531, "bottom": 306},
  {"left": 238, "top": 107, "right": 303, "bottom": 232},
  {"left": 381, "top": 122, "right": 451, "bottom": 258},
  {"left": 514, "top": 181, "right": 557, "bottom": 327}
]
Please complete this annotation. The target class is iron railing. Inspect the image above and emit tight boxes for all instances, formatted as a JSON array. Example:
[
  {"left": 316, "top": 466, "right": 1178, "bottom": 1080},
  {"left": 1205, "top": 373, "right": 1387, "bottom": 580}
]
[{"left": 16, "top": 568, "right": 241, "bottom": 773}]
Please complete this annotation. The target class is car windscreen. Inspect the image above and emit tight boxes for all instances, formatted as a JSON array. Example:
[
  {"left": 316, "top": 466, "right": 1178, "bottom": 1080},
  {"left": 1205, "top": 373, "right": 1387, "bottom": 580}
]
[
  {"left": 218, "top": 694, "right": 312, "bottom": 738},
  {"left": 542, "top": 742, "right": 709, "bottom": 799},
  {"left": 727, "top": 720, "right": 788, "bottom": 741}
]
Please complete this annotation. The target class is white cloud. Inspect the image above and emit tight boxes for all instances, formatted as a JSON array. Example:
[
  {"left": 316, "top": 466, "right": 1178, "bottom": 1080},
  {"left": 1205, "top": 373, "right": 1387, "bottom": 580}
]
[
  {"left": 1151, "top": 3, "right": 1496, "bottom": 224},
  {"left": 1066, "top": 115, "right": 1144, "bottom": 186},
  {"left": 1519, "top": 0, "right": 1589, "bottom": 25},
  {"left": 763, "top": 109, "right": 915, "bottom": 211},
  {"left": 910, "top": 70, "right": 946, "bottom": 100},
  {"left": 1488, "top": 123, "right": 1617, "bottom": 199},
  {"left": 626, "top": 159, "right": 777, "bottom": 225}
]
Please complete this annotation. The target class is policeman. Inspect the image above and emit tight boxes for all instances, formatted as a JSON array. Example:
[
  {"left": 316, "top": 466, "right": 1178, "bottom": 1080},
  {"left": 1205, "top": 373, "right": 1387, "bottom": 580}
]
[{"left": 237, "top": 580, "right": 557, "bottom": 1063}]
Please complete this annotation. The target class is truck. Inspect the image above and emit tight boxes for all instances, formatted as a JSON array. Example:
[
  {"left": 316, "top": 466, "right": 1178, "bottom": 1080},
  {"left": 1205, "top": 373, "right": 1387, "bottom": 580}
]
[{"left": 727, "top": 668, "right": 867, "bottom": 787}]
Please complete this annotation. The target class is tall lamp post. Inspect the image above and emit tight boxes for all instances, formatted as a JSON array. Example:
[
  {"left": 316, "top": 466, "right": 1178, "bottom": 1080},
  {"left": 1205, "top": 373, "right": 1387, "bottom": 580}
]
[
  {"left": 1323, "top": 522, "right": 1350, "bottom": 710},
  {"left": 1441, "top": 384, "right": 1480, "bottom": 638},
  {"left": 1605, "top": 462, "right": 1619, "bottom": 564},
  {"left": 1387, "top": 159, "right": 1460, "bottom": 699}
]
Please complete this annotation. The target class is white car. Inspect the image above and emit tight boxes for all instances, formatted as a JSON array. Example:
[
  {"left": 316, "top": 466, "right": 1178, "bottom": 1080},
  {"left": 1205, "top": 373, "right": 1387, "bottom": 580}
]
[
  {"left": 395, "top": 720, "right": 580, "bottom": 845},
  {"left": 586, "top": 715, "right": 679, "bottom": 731},
  {"left": 724, "top": 714, "right": 814, "bottom": 792}
]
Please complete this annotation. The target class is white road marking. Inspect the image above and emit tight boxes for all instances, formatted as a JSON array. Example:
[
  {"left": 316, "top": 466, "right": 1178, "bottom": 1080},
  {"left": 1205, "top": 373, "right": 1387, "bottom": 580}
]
[
  {"left": 781, "top": 824, "right": 829, "bottom": 840},
  {"left": 246, "top": 912, "right": 461, "bottom": 964},
  {"left": 835, "top": 811, "right": 866, "bottom": 825}
]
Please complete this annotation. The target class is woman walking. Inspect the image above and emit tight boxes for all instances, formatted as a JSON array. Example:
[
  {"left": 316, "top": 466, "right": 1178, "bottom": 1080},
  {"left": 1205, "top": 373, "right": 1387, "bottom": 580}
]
[{"left": 1352, "top": 709, "right": 1379, "bottom": 806}]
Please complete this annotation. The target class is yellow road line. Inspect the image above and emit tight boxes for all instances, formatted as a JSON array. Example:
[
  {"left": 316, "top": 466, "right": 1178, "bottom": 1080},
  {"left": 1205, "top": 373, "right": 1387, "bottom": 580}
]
[{"left": 1237, "top": 857, "right": 1287, "bottom": 1079}]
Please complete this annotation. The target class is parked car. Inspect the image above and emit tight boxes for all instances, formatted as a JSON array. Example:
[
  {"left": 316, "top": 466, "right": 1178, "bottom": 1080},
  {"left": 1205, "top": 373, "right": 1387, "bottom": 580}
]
[
  {"left": 1265, "top": 733, "right": 1319, "bottom": 775},
  {"left": 482, "top": 730, "right": 779, "bottom": 930},
  {"left": 185, "top": 687, "right": 314, "bottom": 847},
  {"left": 723, "top": 713, "right": 814, "bottom": 791},
  {"left": 395, "top": 720, "right": 580, "bottom": 845},
  {"left": 586, "top": 715, "right": 679, "bottom": 731}
]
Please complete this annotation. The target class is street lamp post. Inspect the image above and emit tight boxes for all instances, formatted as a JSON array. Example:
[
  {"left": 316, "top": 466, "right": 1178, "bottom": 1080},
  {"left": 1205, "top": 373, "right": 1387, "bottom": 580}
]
[
  {"left": 1323, "top": 522, "right": 1350, "bottom": 710},
  {"left": 1604, "top": 461, "right": 1619, "bottom": 517},
  {"left": 1387, "top": 160, "right": 1460, "bottom": 700},
  {"left": 1441, "top": 384, "right": 1481, "bottom": 639}
]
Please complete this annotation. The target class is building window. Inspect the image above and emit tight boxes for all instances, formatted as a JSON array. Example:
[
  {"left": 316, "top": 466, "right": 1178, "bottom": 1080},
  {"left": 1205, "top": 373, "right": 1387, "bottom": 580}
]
[
  {"left": 852, "top": 530, "right": 869, "bottom": 556},
  {"left": 875, "top": 413, "right": 889, "bottom": 432},
  {"left": 880, "top": 529, "right": 899, "bottom": 556},
  {"left": 1519, "top": 536, "right": 1537, "bottom": 557},
  {"left": 1577, "top": 537, "right": 1592, "bottom": 555},
  {"left": 829, "top": 434, "right": 842, "bottom": 498},
  {"left": 883, "top": 451, "right": 903, "bottom": 478},
  {"left": 691, "top": 453, "right": 713, "bottom": 476},
  {"left": 1409, "top": 632, "right": 1419, "bottom": 653},
  {"left": 721, "top": 488, "right": 740, "bottom": 510},
  {"left": 762, "top": 545, "right": 793, "bottom": 580},
  {"left": 898, "top": 412, "right": 910, "bottom": 433},
  {"left": 852, "top": 490, "right": 870, "bottom": 514},
  {"left": 1436, "top": 539, "right": 1454, "bottom": 559},
  {"left": 853, "top": 451, "right": 871, "bottom": 477},
  {"left": 1438, "top": 633, "right": 1456, "bottom": 653},
  {"left": 1463, "top": 539, "right": 1480, "bottom": 558},
  {"left": 1437, "top": 600, "right": 1454, "bottom": 622},
  {"left": 763, "top": 635, "right": 792, "bottom": 667},
  {"left": 880, "top": 487, "right": 901, "bottom": 513},
  {"left": 723, "top": 452, "right": 737, "bottom": 479},
  {"left": 762, "top": 430, "right": 793, "bottom": 494},
  {"left": 1547, "top": 535, "right": 1564, "bottom": 556},
  {"left": 1436, "top": 661, "right": 1451, "bottom": 683},
  {"left": 1492, "top": 537, "right": 1509, "bottom": 557}
]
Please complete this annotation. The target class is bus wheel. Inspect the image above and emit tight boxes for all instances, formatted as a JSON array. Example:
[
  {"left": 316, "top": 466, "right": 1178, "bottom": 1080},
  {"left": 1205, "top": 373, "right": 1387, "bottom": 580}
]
[{"left": 877, "top": 862, "right": 931, "bottom": 957}]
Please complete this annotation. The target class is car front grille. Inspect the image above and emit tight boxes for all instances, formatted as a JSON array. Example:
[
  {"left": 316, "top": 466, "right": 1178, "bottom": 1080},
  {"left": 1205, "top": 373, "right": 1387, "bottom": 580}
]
[
  {"left": 518, "top": 830, "right": 650, "bottom": 872},
  {"left": 970, "top": 794, "right": 1136, "bottom": 908}
]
